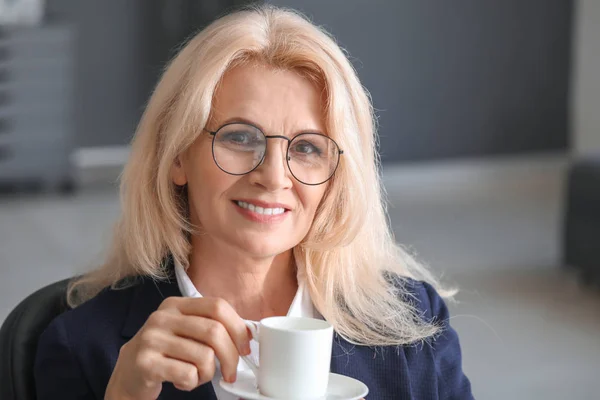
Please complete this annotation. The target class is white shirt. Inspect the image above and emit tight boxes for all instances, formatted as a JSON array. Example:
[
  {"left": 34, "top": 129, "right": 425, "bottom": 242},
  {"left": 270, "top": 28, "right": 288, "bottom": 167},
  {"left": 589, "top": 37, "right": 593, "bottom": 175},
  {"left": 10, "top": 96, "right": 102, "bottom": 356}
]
[{"left": 174, "top": 260, "right": 318, "bottom": 399}]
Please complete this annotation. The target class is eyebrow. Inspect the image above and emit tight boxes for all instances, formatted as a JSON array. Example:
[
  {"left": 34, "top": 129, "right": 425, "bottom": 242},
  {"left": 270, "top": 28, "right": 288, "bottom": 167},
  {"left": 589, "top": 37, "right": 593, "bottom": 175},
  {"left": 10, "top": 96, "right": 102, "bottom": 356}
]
[{"left": 218, "top": 116, "right": 326, "bottom": 137}]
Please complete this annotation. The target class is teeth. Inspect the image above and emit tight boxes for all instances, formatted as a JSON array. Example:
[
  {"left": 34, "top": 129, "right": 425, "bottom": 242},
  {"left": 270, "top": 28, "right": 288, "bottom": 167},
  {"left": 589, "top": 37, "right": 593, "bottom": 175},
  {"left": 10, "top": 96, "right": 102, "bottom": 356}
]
[{"left": 236, "top": 201, "right": 285, "bottom": 215}]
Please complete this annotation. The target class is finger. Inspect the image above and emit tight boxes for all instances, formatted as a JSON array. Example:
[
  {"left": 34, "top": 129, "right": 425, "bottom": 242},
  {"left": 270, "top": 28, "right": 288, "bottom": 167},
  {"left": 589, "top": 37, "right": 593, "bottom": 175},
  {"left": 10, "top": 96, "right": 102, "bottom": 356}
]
[
  {"left": 144, "top": 308, "right": 242, "bottom": 381},
  {"left": 148, "top": 328, "right": 235, "bottom": 384},
  {"left": 163, "top": 297, "right": 251, "bottom": 355},
  {"left": 169, "top": 315, "right": 241, "bottom": 382},
  {"left": 137, "top": 350, "right": 203, "bottom": 391}
]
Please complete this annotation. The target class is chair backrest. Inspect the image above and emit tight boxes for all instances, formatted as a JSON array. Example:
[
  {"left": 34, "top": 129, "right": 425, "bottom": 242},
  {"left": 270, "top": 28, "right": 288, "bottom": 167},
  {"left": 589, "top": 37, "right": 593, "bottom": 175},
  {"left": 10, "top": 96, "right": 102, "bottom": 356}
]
[{"left": 0, "top": 279, "right": 71, "bottom": 400}]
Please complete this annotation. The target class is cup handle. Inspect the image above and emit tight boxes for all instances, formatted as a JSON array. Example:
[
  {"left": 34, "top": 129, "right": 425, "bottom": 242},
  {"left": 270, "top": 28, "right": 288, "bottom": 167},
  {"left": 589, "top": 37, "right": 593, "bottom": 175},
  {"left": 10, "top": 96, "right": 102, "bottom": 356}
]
[{"left": 241, "top": 320, "right": 260, "bottom": 378}]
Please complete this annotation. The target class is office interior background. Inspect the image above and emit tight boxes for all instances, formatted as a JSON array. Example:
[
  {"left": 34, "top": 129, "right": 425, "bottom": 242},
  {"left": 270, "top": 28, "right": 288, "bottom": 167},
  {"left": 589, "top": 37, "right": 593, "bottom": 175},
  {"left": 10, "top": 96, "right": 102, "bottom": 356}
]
[{"left": 1, "top": 1, "right": 599, "bottom": 398}]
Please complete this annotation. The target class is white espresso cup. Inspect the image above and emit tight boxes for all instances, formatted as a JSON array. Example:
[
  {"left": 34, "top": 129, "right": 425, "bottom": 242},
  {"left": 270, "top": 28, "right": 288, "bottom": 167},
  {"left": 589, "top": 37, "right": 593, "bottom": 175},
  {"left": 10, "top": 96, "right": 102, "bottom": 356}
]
[{"left": 242, "top": 316, "right": 334, "bottom": 399}]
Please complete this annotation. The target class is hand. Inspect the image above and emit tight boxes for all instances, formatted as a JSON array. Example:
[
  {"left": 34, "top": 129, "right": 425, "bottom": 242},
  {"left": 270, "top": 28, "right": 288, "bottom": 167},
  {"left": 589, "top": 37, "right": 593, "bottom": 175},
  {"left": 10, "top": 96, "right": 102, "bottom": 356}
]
[{"left": 105, "top": 297, "right": 251, "bottom": 399}]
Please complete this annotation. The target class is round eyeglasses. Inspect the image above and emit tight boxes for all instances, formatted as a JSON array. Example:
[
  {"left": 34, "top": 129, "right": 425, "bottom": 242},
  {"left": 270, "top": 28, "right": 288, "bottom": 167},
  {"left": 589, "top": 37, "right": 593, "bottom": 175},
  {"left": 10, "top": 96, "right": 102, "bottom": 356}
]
[{"left": 205, "top": 122, "right": 344, "bottom": 186}]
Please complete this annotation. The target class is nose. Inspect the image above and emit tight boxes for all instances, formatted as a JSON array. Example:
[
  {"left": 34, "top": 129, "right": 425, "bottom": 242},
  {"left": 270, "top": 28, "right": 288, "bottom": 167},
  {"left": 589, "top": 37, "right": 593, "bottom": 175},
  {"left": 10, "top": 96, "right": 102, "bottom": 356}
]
[{"left": 248, "top": 137, "right": 293, "bottom": 191}]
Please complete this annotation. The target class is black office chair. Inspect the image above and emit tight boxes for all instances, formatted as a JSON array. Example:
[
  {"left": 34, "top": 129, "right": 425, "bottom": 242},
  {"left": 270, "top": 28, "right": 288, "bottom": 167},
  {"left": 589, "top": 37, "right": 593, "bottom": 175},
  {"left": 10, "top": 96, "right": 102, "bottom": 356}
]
[
  {"left": 0, "top": 278, "right": 71, "bottom": 400},
  {"left": 564, "top": 157, "right": 600, "bottom": 286}
]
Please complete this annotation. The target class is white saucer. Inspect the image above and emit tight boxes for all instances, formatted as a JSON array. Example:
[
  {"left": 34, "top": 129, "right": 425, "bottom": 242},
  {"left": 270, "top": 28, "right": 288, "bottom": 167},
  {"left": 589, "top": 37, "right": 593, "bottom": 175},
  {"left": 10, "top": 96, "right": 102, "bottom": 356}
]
[{"left": 219, "top": 370, "right": 368, "bottom": 400}]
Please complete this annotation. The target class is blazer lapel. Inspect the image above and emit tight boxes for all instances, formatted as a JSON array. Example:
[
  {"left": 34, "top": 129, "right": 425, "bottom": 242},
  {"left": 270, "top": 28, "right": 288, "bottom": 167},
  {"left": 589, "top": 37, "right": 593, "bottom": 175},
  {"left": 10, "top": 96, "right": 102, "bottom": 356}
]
[{"left": 120, "top": 273, "right": 182, "bottom": 339}]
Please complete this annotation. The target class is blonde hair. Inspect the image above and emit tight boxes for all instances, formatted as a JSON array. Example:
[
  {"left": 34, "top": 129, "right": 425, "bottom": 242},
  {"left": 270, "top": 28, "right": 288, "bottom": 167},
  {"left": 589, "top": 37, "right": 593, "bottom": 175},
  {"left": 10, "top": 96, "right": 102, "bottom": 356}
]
[{"left": 68, "top": 4, "right": 453, "bottom": 346}]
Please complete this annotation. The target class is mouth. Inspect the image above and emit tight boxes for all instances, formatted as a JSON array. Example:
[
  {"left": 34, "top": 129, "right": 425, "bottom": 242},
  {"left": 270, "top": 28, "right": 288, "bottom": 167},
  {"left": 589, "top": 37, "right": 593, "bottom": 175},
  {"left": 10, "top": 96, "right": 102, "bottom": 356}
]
[{"left": 232, "top": 200, "right": 290, "bottom": 216}]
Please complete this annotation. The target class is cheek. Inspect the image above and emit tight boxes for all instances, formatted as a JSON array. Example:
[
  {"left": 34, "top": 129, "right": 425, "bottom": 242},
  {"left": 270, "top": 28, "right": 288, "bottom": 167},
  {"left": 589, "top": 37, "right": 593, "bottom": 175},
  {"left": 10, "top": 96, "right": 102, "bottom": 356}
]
[
  {"left": 189, "top": 168, "right": 237, "bottom": 208},
  {"left": 298, "top": 186, "right": 328, "bottom": 217},
  {"left": 184, "top": 144, "right": 236, "bottom": 211}
]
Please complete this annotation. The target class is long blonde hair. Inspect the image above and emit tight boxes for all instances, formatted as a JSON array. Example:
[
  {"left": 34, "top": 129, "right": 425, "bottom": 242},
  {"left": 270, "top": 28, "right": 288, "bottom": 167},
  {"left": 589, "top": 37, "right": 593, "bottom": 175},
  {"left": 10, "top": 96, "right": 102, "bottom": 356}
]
[{"left": 68, "top": 4, "right": 453, "bottom": 346}]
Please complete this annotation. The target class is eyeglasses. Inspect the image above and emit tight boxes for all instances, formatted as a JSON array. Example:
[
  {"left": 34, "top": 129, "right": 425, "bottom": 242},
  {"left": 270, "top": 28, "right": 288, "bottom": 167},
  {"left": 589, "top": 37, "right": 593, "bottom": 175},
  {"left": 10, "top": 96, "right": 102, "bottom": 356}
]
[{"left": 204, "top": 122, "right": 343, "bottom": 186}]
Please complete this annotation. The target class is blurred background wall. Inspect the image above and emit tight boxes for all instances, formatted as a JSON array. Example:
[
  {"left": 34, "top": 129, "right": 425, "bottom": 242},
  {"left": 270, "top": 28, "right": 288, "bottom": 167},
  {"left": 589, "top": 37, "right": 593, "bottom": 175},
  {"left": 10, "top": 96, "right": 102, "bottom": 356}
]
[
  {"left": 43, "top": 0, "right": 248, "bottom": 149},
  {"left": 43, "top": 0, "right": 574, "bottom": 159},
  {"left": 273, "top": 0, "right": 572, "bottom": 162},
  {"left": 572, "top": 0, "right": 600, "bottom": 156},
  {"left": 44, "top": 0, "right": 144, "bottom": 148}
]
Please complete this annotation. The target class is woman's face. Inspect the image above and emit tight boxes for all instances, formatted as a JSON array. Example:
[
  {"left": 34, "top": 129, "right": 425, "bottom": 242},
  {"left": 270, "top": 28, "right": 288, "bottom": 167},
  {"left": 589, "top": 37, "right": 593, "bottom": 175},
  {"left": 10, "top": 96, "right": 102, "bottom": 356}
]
[{"left": 172, "top": 64, "right": 329, "bottom": 257}]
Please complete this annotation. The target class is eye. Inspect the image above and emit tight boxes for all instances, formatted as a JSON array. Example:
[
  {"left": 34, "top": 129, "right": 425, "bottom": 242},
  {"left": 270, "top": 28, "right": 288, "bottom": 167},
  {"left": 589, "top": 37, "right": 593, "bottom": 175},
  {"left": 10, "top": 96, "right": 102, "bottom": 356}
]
[
  {"left": 221, "top": 131, "right": 253, "bottom": 144},
  {"left": 291, "top": 140, "right": 322, "bottom": 155}
]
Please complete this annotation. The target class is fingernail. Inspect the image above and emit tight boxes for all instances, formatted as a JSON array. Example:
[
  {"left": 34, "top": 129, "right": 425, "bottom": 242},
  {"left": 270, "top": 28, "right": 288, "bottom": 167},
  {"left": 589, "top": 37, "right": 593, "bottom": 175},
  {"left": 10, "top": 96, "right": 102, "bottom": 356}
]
[{"left": 244, "top": 344, "right": 251, "bottom": 355}]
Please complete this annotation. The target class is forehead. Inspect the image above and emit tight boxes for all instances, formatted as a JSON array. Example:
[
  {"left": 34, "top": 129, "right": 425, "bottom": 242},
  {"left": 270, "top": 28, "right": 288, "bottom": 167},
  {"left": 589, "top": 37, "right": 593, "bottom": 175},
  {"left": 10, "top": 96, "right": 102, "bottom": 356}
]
[{"left": 209, "top": 64, "right": 326, "bottom": 134}]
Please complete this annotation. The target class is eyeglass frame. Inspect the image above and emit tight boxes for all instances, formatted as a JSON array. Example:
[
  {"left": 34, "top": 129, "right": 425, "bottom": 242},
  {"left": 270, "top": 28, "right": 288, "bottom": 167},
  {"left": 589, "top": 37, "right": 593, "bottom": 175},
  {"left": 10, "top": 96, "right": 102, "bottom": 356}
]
[{"left": 203, "top": 122, "right": 344, "bottom": 186}]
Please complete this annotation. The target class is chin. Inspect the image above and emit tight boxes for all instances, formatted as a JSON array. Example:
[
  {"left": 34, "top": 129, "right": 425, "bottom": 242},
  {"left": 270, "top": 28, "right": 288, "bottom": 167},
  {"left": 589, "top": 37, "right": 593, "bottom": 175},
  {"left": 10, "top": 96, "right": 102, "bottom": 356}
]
[
  {"left": 244, "top": 244, "right": 292, "bottom": 258},
  {"left": 235, "top": 237, "right": 294, "bottom": 258}
]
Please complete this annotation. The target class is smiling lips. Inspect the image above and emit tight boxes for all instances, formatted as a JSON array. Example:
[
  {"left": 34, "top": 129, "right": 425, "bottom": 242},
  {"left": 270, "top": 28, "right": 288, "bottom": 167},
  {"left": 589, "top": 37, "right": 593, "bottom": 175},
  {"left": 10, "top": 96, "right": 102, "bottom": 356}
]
[
  {"left": 233, "top": 199, "right": 291, "bottom": 223},
  {"left": 235, "top": 200, "right": 286, "bottom": 215}
]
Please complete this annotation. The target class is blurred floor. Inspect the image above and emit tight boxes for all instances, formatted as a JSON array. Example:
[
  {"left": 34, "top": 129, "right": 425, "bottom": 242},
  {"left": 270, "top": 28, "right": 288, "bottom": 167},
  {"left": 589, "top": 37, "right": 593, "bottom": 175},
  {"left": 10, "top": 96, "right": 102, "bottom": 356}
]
[
  {"left": 450, "top": 268, "right": 600, "bottom": 400},
  {"left": 0, "top": 184, "right": 121, "bottom": 321},
  {"left": 1, "top": 154, "right": 598, "bottom": 399}
]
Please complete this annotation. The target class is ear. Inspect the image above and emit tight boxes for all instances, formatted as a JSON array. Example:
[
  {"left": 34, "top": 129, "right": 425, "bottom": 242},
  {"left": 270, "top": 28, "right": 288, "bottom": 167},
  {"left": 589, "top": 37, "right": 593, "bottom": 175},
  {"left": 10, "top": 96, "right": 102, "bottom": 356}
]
[{"left": 171, "top": 155, "right": 188, "bottom": 186}]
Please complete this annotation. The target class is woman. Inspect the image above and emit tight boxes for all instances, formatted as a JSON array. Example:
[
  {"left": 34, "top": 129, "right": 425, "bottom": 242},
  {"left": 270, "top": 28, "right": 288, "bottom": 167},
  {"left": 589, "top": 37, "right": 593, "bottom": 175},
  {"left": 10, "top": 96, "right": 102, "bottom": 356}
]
[{"left": 35, "top": 5, "right": 473, "bottom": 400}]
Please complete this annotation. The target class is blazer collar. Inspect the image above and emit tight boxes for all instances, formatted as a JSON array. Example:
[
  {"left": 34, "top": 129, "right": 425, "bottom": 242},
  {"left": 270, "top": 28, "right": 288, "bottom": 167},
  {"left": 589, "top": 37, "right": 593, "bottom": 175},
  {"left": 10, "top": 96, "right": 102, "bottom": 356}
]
[{"left": 121, "top": 262, "right": 182, "bottom": 338}]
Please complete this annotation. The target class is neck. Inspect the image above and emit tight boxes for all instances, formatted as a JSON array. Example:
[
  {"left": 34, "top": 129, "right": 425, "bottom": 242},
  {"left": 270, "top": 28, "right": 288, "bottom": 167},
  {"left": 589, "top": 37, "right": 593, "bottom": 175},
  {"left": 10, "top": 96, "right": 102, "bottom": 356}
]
[{"left": 186, "top": 235, "right": 298, "bottom": 321}]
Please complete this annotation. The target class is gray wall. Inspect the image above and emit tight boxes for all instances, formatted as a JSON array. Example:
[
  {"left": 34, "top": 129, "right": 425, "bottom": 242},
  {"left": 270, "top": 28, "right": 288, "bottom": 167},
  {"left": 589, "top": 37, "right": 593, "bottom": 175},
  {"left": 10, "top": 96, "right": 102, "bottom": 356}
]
[
  {"left": 46, "top": 0, "right": 574, "bottom": 158},
  {"left": 571, "top": 0, "right": 600, "bottom": 156},
  {"left": 46, "top": 0, "right": 146, "bottom": 147},
  {"left": 45, "top": 0, "right": 249, "bottom": 148},
  {"left": 271, "top": 0, "right": 574, "bottom": 162}
]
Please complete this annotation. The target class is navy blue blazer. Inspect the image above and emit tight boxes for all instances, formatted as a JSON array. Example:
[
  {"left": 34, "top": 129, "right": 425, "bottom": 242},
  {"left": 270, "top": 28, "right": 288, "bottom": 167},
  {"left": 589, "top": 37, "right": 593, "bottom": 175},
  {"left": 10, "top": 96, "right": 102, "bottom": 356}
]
[{"left": 34, "top": 271, "right": 473, "bottom": 399}]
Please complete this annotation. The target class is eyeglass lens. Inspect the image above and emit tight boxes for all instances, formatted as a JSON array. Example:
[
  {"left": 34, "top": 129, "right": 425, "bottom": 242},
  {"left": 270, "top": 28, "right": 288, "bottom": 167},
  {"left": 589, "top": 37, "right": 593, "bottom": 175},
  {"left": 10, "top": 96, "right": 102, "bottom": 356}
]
[{"left": 211, "top": 123, "right": 341, "bottom": 185}]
